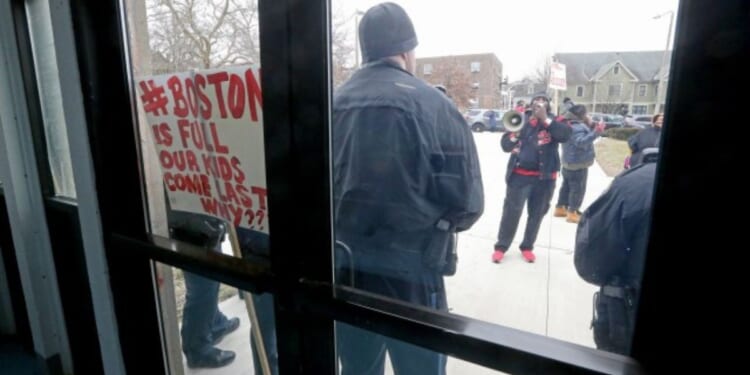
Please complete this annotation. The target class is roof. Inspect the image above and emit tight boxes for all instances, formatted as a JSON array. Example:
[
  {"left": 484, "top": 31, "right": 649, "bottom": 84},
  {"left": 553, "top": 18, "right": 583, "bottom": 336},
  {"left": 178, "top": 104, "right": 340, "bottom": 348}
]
[
  {"left": 591, "top": 60, "right": 638, "bottom": 81},
  {"left": 417, "top": 53, "right": 502, "bottom": 66},
  {"left": 555, "top": 51, "right": 671, "bottom": 83}
]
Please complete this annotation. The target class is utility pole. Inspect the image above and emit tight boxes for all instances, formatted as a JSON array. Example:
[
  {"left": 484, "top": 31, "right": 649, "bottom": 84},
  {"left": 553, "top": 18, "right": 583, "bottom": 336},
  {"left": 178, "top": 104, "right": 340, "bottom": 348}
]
[{"left": 653, "top": 10, "right": 674, "bottom": 115}]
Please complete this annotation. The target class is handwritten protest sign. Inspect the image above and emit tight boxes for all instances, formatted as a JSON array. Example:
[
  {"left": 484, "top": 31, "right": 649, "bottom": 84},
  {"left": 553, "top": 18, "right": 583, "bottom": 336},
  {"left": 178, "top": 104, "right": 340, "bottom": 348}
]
[{"left": 137, "top": 65, "right": 268, "bottom": 234}]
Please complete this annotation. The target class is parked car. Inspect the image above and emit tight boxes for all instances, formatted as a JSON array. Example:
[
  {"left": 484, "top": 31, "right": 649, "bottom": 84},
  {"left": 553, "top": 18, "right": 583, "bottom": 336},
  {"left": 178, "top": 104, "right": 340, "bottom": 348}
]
[
  {"left": 624, "top": 115, "right": 647, "bottom": 129},
  {"left": 631, "top": 115, "right": 653, "bottom": 128},
  {"left": 464, "top": 108, "right": 505, "bottom": 132},
  {"left": 589, "top": 112, "right": 625, "bottom": 130}
]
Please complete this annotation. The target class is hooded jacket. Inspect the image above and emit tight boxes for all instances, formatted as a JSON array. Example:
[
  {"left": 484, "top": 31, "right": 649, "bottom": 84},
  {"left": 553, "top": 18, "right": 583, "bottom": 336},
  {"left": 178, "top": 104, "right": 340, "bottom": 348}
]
[{"left": 562, "top": 118, "right": 599, "bottom": 170}]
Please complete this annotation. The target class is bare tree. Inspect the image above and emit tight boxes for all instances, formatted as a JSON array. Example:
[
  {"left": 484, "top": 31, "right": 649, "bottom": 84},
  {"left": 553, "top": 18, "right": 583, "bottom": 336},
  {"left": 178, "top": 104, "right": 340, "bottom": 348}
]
[
  {"left": 425, "top": 58, "right": 473, "bottom": 109},
  {"left": 148, "top": 0, "right": 258, "bottom": 71},
  {"left": 228, "top": 0, "right": 260, "bottom": 65},
  {"left": 331, "top": 10, "right": 355, "bottom": 88},
  {"left": 147, "top": 0, "right": 353, "bottom": 83},
  {"left": 530, "top": 55, "right": 552, "bottom": 87}
]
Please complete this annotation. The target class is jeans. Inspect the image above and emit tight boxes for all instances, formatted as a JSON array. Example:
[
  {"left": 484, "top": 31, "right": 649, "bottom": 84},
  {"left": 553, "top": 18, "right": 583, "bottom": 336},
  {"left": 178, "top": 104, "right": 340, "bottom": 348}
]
[
  {"left": 556, "top": 168, "right": 588, "bottom": 212},
  {"left": 335, "top": 240, "right": 447, "bottom": 375},
  {"left": 181, "top": 268, "right": 232, "bottom": 360},
  {"left": 495, "top": 174, "right": 556, "bottom": 251}
]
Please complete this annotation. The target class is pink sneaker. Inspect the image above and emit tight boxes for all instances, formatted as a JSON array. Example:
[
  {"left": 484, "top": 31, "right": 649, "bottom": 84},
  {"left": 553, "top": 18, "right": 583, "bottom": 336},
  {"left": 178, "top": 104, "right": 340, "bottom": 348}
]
[
  {"left": 492, "top": 250, "right": 505, "bottom": 263},
  {"left": 521, "top": 250, "right": 536, "bottom": 263}
]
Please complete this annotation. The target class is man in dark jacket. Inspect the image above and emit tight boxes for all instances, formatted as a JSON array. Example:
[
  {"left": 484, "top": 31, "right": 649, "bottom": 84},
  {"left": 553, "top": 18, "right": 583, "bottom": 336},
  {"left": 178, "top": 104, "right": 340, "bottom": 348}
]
[
  {"left": 574, "top": 153, "right": 657, "bottom": 355},
  {"left": 492, "top": 92, "right": 571, "bottom": 263},
  {"left": 168, "top": 210, "right": 239, "bottom": 368},
  {"left": 627, "top": 113, "right": 663, "bottom": 167},
  {"left": 332, "top": 3, "right": 483, "bottom": 374}
]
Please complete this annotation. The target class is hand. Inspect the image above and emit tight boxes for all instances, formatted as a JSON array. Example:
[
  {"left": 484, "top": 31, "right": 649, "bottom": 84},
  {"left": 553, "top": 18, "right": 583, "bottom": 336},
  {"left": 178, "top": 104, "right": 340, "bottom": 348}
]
[
  {"left": 509, "top": 132, "right": 520, "bottom": 142},
  {"left": 594, "top": 121, "right": 606, "bottom": 134}
]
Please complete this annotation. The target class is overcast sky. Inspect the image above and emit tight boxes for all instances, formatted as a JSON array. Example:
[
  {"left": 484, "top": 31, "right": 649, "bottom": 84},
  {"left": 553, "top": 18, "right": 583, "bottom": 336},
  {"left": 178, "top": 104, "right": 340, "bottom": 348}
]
[{"left": 335, "top": 0, "right": 680, "bottom": 80}]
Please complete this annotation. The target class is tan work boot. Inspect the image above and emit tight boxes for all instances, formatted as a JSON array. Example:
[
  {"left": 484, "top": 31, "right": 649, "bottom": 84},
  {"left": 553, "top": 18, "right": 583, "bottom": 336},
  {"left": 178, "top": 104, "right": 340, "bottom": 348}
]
[
  {"left": 566, "top": 210, "right": 581, "bottom": 223},
  {"left": 554, "top": 206, "right": 567, "bottom": 217}
]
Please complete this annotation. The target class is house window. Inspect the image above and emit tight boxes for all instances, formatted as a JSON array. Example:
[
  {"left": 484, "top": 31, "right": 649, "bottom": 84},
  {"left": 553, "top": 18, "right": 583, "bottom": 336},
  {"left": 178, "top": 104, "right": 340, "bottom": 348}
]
[
  {"left": 608, "top": 84, "right": 622, "bottom": 96},
  {"left": 576, "top": 86, "right": 584, "bottom": 97},
  {"left": 632, "top": 105, "right": 648, "bottom": 114},
  {"left": 527, "top": 86, "right": 533, "bottom": 94},
  {"left": 638, "top": 84, "right": 647, "bottom": 97},
  {"left": 470, "top": 61, "right": 480, "bottom": 73},
  {"left": 654, "top": 86, "right": 659, "bottom": 96},
  {"left": 472, "top": 82, "right": 480, "bottom": 89},
  {"left": 423, "top": 64, "right": 432, "bottom": 75},
  {"left": 614, "top": 65, "right": 620, "bottom": 75}
]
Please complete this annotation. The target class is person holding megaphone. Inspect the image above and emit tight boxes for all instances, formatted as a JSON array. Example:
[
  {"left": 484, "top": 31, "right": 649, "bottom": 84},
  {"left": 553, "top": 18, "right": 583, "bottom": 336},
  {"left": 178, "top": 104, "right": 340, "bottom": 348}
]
[{"left": 492, "top": 92, "right": 571, "bottom": 264}]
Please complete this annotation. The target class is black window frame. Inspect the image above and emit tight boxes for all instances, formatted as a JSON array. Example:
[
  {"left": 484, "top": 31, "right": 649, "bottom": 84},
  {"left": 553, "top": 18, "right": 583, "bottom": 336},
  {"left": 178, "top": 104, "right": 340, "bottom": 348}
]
[{"left": 60, "top": 0, "right": 748, "bottom": 373}]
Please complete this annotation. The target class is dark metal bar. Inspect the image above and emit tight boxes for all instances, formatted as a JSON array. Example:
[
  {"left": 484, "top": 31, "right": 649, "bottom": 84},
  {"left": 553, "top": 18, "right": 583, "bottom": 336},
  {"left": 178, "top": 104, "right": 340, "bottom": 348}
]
[
  {"left": 108, "top": 230, "right": 645, "bottom": 375},
  {"left": 259, "top": 0, "right": 336, "bottom": 372},
  {"left": 67, "top": 0, "right": 163, "bottom": 373},
  {"left": 111, "top": 233, "right": 274, "bottom": 295},
  {"left": 302, "top": 282, "right": 642, "bottom": 375},
  {"left": 631, "top": 0, "right": 749, "bottom": 373}
]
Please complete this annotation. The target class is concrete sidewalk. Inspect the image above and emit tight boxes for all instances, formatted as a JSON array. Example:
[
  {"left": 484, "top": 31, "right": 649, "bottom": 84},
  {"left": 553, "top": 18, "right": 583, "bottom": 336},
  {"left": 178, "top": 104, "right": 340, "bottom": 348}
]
[{"left": 182, "top": 132, "right": 615, "bottom": 375}]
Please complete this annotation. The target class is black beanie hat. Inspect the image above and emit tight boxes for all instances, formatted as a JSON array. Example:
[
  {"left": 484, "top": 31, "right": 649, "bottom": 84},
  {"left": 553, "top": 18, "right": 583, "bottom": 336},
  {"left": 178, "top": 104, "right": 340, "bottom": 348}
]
[
  {"left": 569, "top": 104, "right": 587, "bottom": 119},
  {"left": 359, "top": 2, "right": 418, "bottom": 63}
]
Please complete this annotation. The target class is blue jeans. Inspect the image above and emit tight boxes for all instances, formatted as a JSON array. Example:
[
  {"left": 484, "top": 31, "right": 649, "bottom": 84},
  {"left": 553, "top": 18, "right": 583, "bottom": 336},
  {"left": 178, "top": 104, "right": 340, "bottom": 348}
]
[
  {"left": 335, "top": 245, "right": 447, "bottom": 375},
  {"left": 180, "top": 267, "right": 232, "bottom": 360},
  {"left": 556, "top": 168, "right": 588, "bottom": 212},
  {"left": 495, "top": 174, "right": 556, "bottom": 251}
]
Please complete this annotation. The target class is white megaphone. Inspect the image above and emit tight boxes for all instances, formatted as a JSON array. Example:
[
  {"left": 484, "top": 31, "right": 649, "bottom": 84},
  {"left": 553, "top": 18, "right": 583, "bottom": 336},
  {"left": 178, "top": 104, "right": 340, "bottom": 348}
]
[{"left": 502, "top": 110, "right": 525, "bottom": 132}]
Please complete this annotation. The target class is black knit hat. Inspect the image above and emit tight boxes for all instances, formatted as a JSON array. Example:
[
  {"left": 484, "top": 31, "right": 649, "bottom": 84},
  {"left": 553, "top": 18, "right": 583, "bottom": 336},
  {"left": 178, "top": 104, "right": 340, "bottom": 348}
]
[
  {"left": 531, "top": 91, "right": 551, "bottom": 103},
  {"left": 359, "top": 3, "right": 418, "bottom": 63},
  {"left": 569, "top": 104, "right": 587, "bottom": 119}
]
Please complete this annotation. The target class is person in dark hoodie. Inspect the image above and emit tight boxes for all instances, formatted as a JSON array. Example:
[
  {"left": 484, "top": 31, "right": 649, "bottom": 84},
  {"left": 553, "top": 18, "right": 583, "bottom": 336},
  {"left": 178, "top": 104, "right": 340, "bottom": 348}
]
[
  {"left": 492, "top": 92, "right": 571, "bottom": 263},
  {"left": 332, "top": 3, "right": 483, "bottom": 374},
  {"left": 553, "top": 105, "right": 605, "bottom": 223},
  {"left": 627, "top": 113, "right": 663, "bottom": 168}
]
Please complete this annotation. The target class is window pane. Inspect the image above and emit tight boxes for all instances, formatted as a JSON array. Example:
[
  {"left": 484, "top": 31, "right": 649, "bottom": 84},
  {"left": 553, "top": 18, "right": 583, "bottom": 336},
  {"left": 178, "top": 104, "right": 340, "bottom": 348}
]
[
  {"left": 122, "top": 0, "right": 268, "bottom": 257},
  {"left": 638, "top": 85, "right": 647, "bottom": 97},
  {"left": 154, "top": 261, "right": 276, "bottom": 373},
  {"left": 331, "top": 0, "right": 676, "bottom": 359},
  {"left": 25, "top": 1, "right": 77, "bottom": 198}
]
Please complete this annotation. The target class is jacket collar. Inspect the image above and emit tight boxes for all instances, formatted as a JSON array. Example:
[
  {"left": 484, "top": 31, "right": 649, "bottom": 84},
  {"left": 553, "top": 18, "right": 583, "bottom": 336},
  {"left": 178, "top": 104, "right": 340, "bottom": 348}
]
[{"left": 365, "top": 58, "right": 413, "bottom": 77}]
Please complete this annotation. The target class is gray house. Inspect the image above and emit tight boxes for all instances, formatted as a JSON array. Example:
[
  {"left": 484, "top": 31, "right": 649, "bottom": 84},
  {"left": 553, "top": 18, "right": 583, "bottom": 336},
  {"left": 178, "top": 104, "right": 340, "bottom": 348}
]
[
  {"left": 508, "top": 78, "right": 548, "bottom": 110},
  {"left": 554, "top": 51, "right": 670, "bottom": 115}
]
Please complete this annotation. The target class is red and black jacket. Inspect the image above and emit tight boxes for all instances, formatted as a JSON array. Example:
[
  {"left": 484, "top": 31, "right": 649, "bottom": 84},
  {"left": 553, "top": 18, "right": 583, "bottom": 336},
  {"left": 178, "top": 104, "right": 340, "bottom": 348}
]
[{"left": 500, "top": 115, "right": 571, "bottom": 182}]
